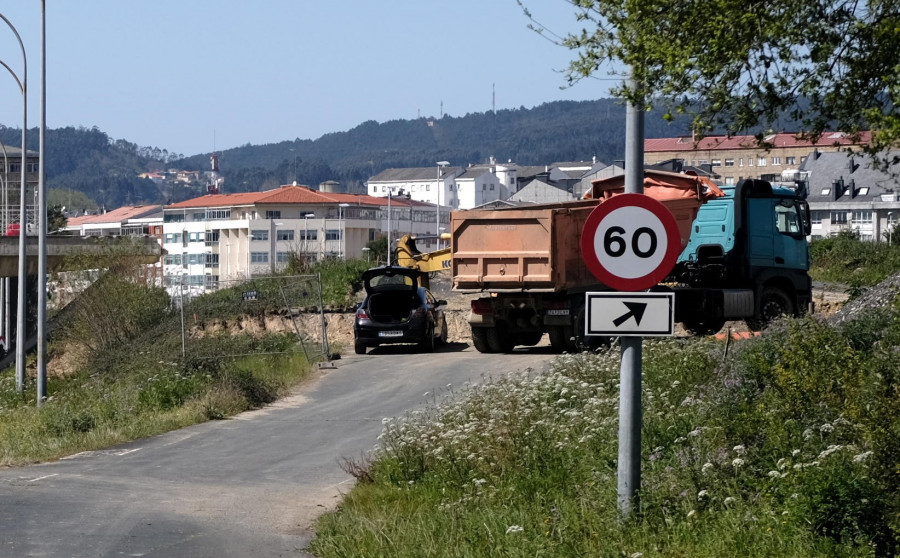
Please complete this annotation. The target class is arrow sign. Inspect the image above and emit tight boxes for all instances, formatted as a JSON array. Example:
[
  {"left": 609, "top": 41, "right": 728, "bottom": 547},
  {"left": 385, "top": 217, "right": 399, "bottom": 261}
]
[
  {"left": 612, "top": 302, "right": 647, "bottom": 327},
  {"left": 585, "top": 292, "right": 675, "bottom": 337}
]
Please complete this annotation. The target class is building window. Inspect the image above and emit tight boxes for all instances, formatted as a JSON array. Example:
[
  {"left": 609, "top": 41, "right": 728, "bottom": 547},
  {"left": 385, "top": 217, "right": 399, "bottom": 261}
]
[
  {"left": 276, "top": 230, "right": 294, "bottom": 241},
  {"left": 725, "top": 177, "right": 735, "bottom": 185},
  {"left": 757, "top": 157, "right": 767, "bottom": 167},
  {"left": 276, "top": 252, "right": 291, "bottom": 263},
  {"left": 739, "top": 158, "right": 744, "bottom": 167},
  {"left": 711, "top": 159, "right": 721, "bottom": 166},
  {"left": 163, "top": 233, "right": 183, "bottom": 244},
  {"left": 748, "top": 158, "right": 754, "bottom": 167},
  {"left": 852, "top": 210, "right": 872, "bottom": 224},
  {"left": 250, "top": 229, "right": 268, "bottom": 241},
  {"left": 205, "top": 230, "right": 219, "bottom": 246},
  {"left": 250, "top": 252, "right": 269, "bottom": 263},
  {"left": 325, "top": 229, "right": 341, "bottom": 241},
  {"left": 189, "top": 232, "right": 203, "bottom": 243},
  {"left": 164, "top": 254, "right": 182, "bottom": 265},
  {"left": 265, "top": 210, "right": 281, "bottom": 219},
  {"left": 821, "top": 188, "right": 831, "bottom": 196},
  {"left": 786, "top": 156, "right": 796, "bottom": 165},
  {"left": 192, "top": 212, "right": 205, "bottom": 221},
  {"left": 207, "top": 209, "right": 231, "bottom": 220},
  {"left": 831, "top": 211, "right": 848, "bottom": 225},
  {"left": 810, "top": 211, "right": 822, "bottom": 225},
  {"left": 772, "top": 157, "right": 782, "bottom": 166},
  {"left": 205, "top": 253, "right": 219, "bottom": 267},
  {"left": 724, "top": 159, "right": 734, "bottom": 167},
  {"left": 299, "top": 229, "right": 318, "bottom": 241},
  {"left": 858, "top": 187, "right": 869, "bottom": 196}
]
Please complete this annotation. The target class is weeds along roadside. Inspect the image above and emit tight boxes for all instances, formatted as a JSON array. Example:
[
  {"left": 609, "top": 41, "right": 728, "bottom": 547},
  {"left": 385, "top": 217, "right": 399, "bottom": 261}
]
[
  {"left": 311, "top": 302, "right": 900, "bottom": 557},
  {"left": 0, "top": 275, "right": 326, "bottom": 467}
]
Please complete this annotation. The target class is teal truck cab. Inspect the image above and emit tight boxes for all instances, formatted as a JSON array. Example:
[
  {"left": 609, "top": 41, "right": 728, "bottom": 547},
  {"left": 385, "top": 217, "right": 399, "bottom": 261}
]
[{"left": 670, "top": 178, "right": 812, "bottom": 334}]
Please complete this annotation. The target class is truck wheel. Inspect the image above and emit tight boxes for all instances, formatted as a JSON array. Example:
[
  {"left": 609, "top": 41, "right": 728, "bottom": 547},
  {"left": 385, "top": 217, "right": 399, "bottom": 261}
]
[
  {"left": 746, "top": 287, "right": 794, "bottom": 330},
  {"left": 486, "top": 324, "right": 515, "bottom": 353},
  {"left": 516, "top": 331, "right": 543, "bottom": 346},
  {"left": 549, "top": 326, "right": 569, "bottom": 352},
  {"left": 354, "top": 340, "right": 367, "bottom": 355},
  {"left": 471, "top": 327, "right": 492, "bottom": 353},
  {"left": 682, "top": 317, "right": 726, "bottom": 336}
]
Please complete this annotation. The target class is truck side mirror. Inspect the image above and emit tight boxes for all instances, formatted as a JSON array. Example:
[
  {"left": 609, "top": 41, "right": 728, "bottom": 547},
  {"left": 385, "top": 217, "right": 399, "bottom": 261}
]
[{"left": 799, "top": 201, "right": 812, "bottom": 236}]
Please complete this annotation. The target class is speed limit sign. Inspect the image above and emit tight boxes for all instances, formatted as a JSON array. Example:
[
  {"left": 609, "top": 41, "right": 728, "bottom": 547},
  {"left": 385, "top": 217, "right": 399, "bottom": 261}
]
[{"left": 580, "top": 193, "right": 681, "bottom": 292}]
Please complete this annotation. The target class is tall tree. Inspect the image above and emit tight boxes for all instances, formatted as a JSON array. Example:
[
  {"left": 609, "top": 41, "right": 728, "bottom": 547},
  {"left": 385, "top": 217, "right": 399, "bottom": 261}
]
[{"left": 525, "top": 0, "right": 900, "bottom": 157}]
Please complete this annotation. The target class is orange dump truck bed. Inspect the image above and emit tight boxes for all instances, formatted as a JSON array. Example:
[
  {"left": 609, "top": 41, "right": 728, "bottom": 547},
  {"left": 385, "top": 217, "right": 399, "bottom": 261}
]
[{"left": 451, "top": 170, "right": 723, "bottom": 292}]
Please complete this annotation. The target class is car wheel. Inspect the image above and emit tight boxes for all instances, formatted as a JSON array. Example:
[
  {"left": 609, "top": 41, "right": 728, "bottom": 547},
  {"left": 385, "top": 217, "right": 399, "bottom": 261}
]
[
  {"left": 419, "top": 324, "right": 436, "bottom": 353},
  {"left": 354, "top": 340, "right": 366, "bottom": 355},
  {"left": 471, "top": 326, "right": 492, "bottom": 353},
  {"left": 746, "top": 286, "right": 794, "bottom": 331},
  {"left": 438, "top": 316, "right": 448, "bottom": 345},
  {"left": 486, "top": 323, "right": 515, "bottom": 353}
]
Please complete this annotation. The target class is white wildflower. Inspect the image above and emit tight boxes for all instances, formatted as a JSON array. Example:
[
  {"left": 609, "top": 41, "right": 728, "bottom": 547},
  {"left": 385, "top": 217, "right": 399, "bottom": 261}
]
[
  {"left": 776, "top": 458, "right": 789, "bottom": 470},
  {"left": 630, "top": 553, "right": 644, "bottom": 558},
  {"left": 473, "top": 478, "right": 487, "bottom": 486},
  {"left": 697, "top": 490, "right": 709, "bottom": 500},
  {"left": 505, "top": 525, "right": 524, "bottom": 534},
  {"left": 853, "top": 451, "right": 873, "bottom": 463},
  {"left": 732, "top": 458, "right": 745, "bottom": 468},
  {"left": 723, "top": 497, "right": 736, "bottom": 506},
  {"left": 687, "top": 510, "right": 697, "bottom": 518},
  {"left": 701, "top": 462, "right": 714, "bottom": 475},
  {"left": 767, "top": 470, "right": 781, "bottom": 478},
  {"left": 733, "top": 445, "right": 746, "bottom": 455},
  {"left": 819, "top": 423, "right": 834, "bottom": 433},
  {"left": 792, "top": 449, "right": 801, "bottom": 456}
]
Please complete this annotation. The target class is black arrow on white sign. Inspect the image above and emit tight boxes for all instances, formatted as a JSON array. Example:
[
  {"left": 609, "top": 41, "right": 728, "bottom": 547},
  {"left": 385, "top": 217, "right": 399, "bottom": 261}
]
[{"left": 612, "top": 301, "right": 648, "bottom": 327}]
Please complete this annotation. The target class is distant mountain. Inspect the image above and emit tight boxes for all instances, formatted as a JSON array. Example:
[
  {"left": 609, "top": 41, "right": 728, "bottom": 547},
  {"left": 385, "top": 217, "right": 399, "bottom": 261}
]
[
  {"left": 176, "top": 99, "right": 693, "bottom": 195},
  {"left": 0, "top": 99, "right": 692, "bottom": 208}
]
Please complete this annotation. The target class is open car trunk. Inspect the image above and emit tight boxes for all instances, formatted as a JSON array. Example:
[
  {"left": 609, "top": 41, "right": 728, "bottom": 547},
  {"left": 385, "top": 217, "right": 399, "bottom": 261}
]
[{"left": 366, "top": 291, "right": 418, "bottom": 324}]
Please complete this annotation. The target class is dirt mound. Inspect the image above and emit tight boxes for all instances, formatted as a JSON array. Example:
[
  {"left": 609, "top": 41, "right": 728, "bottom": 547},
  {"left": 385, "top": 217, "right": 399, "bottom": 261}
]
[{"left": 827, "top": 274, "right": 900, "bottom": 327}]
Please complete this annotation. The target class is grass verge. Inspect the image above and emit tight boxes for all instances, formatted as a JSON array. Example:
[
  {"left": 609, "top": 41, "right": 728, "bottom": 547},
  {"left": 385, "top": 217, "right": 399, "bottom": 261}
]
[{"left": 311, "top": 304, "right": 900, "bottom": 557}]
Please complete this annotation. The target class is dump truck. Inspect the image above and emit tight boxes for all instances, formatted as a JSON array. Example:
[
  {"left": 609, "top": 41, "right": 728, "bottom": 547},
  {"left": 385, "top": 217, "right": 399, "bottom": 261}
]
[{"left": 452, "top": 171, "right": 812, "bottom": 353}]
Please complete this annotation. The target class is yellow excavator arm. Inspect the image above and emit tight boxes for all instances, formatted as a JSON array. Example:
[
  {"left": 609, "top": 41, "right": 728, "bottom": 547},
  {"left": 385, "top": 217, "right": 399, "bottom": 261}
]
[{"left": 395, "top": 233, "right": 451, "bottom": 288}]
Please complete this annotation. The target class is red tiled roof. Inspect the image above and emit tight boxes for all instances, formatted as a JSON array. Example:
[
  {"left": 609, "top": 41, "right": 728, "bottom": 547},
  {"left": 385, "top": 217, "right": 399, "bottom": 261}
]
[
  {"left": 645, "top": 131, "right": 871, "bottom": 153},
  {"left": 66, "top": 205, "right": 162, "bottom": 226},
  {"left": 165, "top": 185, "right": 428, "bottom": 209}
]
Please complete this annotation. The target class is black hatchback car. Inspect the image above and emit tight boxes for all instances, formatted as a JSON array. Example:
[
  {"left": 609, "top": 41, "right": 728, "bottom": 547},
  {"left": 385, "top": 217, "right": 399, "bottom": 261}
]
[{"left": 353, "top": 266, "right": 448, "bottom": 354}]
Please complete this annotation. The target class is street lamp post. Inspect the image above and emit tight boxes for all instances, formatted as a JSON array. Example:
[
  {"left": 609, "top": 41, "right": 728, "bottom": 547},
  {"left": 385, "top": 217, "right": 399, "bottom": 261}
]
[
  {"left": 436, "top": 161, "right": 449, "bottom": 249},
  {"left": 339, "top": 203, "right": 350, "bottom": 260},
  {"left": 0, "top": 12, "right": 28, "bottom": 393},
  {"left": 387, "top": 190, "right": 392, "bottom": 265}
]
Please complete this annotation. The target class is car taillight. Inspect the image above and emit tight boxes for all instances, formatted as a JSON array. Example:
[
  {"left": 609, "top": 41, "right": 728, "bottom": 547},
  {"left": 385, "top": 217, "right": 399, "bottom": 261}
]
[
  {"left": 471, "top": 298, "right": 493, "bottom": 315},
  {"left": 356, "top": 308, "right": 369, "bottom": 320}
]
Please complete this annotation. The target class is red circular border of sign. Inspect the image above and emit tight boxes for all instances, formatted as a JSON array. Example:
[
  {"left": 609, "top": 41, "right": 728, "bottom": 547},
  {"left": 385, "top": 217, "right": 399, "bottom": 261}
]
[{"left": 580, "top": 193, "right": 682, "bottom": 292}]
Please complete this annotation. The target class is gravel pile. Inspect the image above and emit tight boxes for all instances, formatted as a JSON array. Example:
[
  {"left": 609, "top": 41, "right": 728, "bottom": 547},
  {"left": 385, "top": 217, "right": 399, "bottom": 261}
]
[{"left": 826, "top": 273, "right": 900, "bottom": 327}]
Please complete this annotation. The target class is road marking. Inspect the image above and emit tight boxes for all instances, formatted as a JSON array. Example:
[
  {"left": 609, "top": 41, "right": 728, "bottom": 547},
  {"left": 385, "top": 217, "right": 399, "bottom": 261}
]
[
  {"left": 27, "top": 474, "right": 58, "bottom": 483},
  {"left": 61, "top": 448, "right": 142, "bottom": 460}
]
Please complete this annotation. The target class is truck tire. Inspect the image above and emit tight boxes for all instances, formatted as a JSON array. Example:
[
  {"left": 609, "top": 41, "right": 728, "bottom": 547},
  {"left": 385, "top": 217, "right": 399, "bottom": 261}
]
[
  {"left": 516, "top": 331, "right": 543, "bottom": 346},
  {"left": 549, "top": 326, "right": 569, "bottom": 352},
  {"left": 682, "top": 317, "right": 726, "bottom": 336},
  {"left": 486, "top": 324, "right": 515, "bottom": 353},
  {"left": 471, "top": 327, "right": 492, "bottom": 353},
  {"left": 746, "top": 286, "right": 794, "bottom": 331}
]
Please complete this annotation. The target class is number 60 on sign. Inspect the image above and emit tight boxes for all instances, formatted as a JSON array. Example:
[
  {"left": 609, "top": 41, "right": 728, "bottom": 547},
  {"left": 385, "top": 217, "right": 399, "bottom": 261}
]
[{"left": 580, "top": 193, "right": 682, "bottom": 292}]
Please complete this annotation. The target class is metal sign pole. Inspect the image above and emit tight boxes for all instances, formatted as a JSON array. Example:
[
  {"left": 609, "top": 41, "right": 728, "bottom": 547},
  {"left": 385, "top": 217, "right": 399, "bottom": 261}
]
[{"left": 618, "top": 75, "right": 644, "bottom": 518}]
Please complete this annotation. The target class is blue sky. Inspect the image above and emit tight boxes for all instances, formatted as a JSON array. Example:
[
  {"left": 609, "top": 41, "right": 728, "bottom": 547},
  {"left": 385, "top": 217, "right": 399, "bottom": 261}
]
[{"left": 0, "top": 1, "right": 618, "bottom": 156}]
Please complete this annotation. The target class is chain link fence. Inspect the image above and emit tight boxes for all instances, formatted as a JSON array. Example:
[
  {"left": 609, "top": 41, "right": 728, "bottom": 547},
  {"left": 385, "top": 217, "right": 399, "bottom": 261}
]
[{"left": 170, "top": 274, "right": 331, "bottom": 362}]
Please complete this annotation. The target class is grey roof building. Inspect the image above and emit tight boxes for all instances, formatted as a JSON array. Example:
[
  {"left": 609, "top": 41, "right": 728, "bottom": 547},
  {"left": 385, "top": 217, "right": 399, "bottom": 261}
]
[{"left": 800, "top": 150, "right": 900, "bottom": 241}]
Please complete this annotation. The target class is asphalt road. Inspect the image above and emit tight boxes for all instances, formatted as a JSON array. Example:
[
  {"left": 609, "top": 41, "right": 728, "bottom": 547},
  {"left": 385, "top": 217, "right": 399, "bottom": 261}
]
[{"left": 0, "top": 341, "right": 556, "bottom": 557}]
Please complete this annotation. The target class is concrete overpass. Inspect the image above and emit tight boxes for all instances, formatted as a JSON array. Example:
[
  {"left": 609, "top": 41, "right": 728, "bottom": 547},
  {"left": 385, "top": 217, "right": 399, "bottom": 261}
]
[{"left": 0, "top": 235, "right": 164, "bottom": 277}]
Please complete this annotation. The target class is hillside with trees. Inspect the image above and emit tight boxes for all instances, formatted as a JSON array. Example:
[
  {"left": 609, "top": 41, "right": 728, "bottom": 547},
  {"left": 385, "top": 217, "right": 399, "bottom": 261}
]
[{"left": 1, "top": 98, "right": 691, "bottom": 208}]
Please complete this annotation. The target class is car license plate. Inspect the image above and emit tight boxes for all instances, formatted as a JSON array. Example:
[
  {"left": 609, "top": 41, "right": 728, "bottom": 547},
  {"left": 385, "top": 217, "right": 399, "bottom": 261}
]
[
  {"left": 379, "top": 330, "right": 404, "bottom": 338},
  {"left": 547, "top": 309, "right": 569, "bottom": 316}
]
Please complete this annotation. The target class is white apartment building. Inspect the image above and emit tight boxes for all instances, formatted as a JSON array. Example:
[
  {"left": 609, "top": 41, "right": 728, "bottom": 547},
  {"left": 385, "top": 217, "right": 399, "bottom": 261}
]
[
  {"left": 367, "top": 165, "right": 503, "bottom": 210},
  {"left": 161, "top": 185, "right": 439, "bottom": 288}
]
